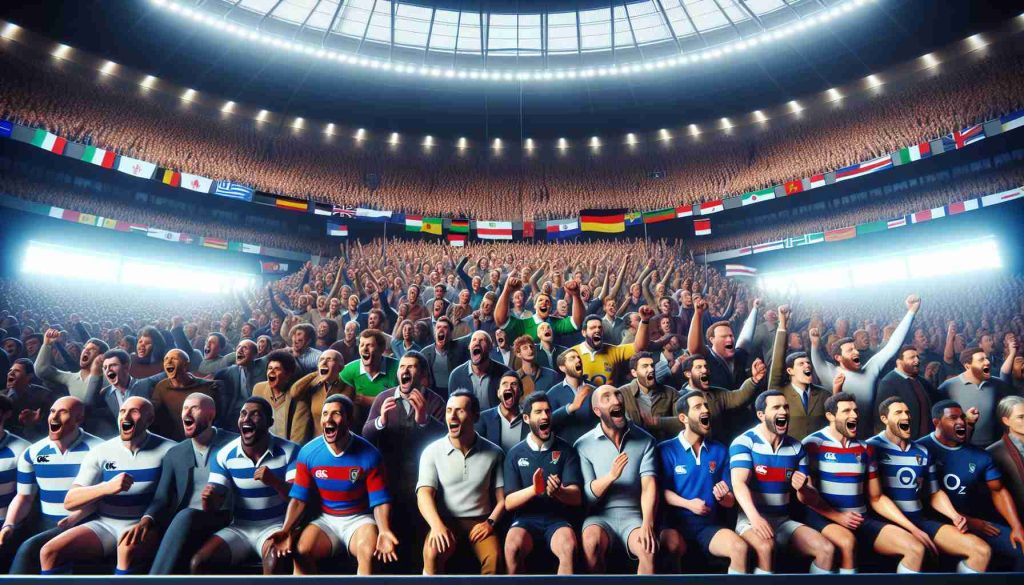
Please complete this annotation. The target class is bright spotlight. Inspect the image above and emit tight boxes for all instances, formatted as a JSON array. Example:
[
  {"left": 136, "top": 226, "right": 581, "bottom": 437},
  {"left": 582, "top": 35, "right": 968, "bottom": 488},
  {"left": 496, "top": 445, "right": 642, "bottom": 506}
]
[
  {"left": 221, "top": 101, "right": 235, "bottom": 113},
  {"left": 524, "top": 138, "right": 534, "bottom": 150},
  {"left": 325, "top": 122, "right": 335, "bottom": 134},
  {"left": 492, "top": 138, "right": 503, "bottom": 150},
  {"left": 423, "top": 135, "right": 434, "bottom": 147},
  {"left": 356, "top": 128, "right": 366, "bottom": 141},
  {"left": 557, "top": 138, "right": 568, "bottom": 150},
  {"left": 457, "top": 137, "right": 468, "bottom": 149},
  {"left": 181, "top": 88, "right": 196, "bottom": 101},
  {"left": 826, "top": 87, "right": 843, "bottom": 101},
  {"left": 753, "top": 110, "right": 768, "bottom": 123},
  {"left": 100, "top": 60, "right": 118, "bottom": 76},
  {"left": 689, "top": 124, "right": 701, "bottom": 136},
  {"left": 52, "top": 43, "right": 71, "bottom": 60},
  {"left": 256, "top": 109, "right": 269, "bottom": 122},
  {"left": 293, "top": 117, "right": 304, "bottom": 129},
  {"left": 589, "top": 136, "right": 601, "bottom": 149},
  {"left": 626, "top": 133, "right": 637, "bottom": 146},
  {"left": 388, "top": 132, "right": 399, "bottom": 145},
  {"left": 659, "top": 129, "right": 672, "bottom": 141}
]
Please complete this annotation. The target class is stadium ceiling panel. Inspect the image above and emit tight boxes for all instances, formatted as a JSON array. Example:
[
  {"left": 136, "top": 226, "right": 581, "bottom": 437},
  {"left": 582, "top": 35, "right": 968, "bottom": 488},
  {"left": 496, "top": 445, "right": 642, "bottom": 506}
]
[{"left": 158, "top": 0, "right": 872, "bottom": 80}]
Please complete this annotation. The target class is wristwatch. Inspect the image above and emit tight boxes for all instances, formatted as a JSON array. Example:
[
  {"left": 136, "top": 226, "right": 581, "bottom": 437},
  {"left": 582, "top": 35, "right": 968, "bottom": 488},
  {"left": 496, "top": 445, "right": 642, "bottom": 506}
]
[{"left": 485, "top": 518, "right": 495, "bottom": 527}]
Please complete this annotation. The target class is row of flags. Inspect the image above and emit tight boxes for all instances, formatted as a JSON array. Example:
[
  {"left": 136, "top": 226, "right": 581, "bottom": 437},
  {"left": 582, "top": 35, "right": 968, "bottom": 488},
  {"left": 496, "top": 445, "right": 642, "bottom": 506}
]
[
  {"left": 3, "top": 110, "right": 1023, "bottom": 245},
  {"left": 704, "top": 186, "right": 1023, "bottom": 262}
]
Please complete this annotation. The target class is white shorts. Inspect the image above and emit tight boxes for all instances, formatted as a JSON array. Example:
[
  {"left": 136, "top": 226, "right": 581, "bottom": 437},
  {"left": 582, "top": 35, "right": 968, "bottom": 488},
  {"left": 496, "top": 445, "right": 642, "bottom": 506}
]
[
  {"left": 81, "top": 517, "right": 137, "bottom": 557},
  {"left": 735, "top": 512, "right": 804, "bottom": 547},
  {"left": 310, "top": 513, "right": 377, "bottom": 556},
  {"left": 214, "top": 521, "right": 282, "bottom": 564}
]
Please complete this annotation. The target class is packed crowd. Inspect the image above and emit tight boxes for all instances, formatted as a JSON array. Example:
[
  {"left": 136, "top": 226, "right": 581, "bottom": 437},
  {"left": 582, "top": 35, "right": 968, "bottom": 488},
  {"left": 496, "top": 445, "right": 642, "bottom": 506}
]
[
  {"left": 1, "top": 41, "right": 1022, "bottom": 219},
  {"left": 1, "top": 237, "right": 1022, "bottom": 576},
  {"left": 0, "top": 175, "right": 330, "bottom": 255}
]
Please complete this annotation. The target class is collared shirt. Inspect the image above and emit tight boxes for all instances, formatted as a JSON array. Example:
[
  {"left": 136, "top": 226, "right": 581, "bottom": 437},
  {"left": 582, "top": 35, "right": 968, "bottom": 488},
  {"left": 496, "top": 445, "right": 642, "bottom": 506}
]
[
  {"left": 340, "top": 357, "right": 399, "bottom": 398},
  {"left": 498, "top": 410, "right": 524, "bottom": 452},
  {"left": 210, "top": 435, "right": 299, "bottom": 523},
  {"left": 572, "top": 341, "right": 636, "bottom": 386},
  {"left": 469, "top": 368, "right": 493, "bottom": 404},
  {"left": 417, "top": 435, "right": 504, "bottom": 518},
  {"left": 294, "top": 346, "right": 323, "bottom": 375},
  {"left": 576, "top": 423, "right": 656, "bottom": 511},
  {"left": 74, "top": 433, "right": 175, "bottom": 520},
  {"left": 17, "top": 430, "right": 102, "bottom": 522},
  {"left": 656, "top": 432, "right": 729, "bottom": 523},
  {"left": 939, "top": 374, "right": 1005, "bottom": 446},
  {"left": 187, "top": 431, "right": 219, "bottom": 511}
]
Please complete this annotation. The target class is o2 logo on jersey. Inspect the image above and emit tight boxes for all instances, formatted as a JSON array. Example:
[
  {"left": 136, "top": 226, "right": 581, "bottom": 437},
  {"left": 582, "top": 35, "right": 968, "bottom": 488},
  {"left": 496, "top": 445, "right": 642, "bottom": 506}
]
[
  {"left": 896, "top": 467, "right": 918, "bottom": 488},
  {"left": 943, "top": 474, "right": 967, "bottom": 495},
  {"left": 314, "top": 469, "right": 329, "bottom": 480},
  {"left": 103, "top": 461, "right": 118, "bottom": 471},
  {"left": 755, "top": 464, "right": 768, "bottom": 476}
]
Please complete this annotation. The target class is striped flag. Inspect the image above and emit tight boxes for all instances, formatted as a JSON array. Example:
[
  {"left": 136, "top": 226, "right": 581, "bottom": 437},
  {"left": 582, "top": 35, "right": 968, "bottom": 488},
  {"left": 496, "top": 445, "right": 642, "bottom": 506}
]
[
  {"left": 202, "top": 237, "right": 228, "bottom": 250},
  {"left": 405, "top": 215, "right": 423, "bottom": 232},
  {"left": 356, "top": 207, "right": 392, "bottom": 222},
  {"left": 181, "top": 173, "right": 213, "bottom": 194},
  {"left": 580, "top": 209, "right": 626, "bottom": 233},
  {"left": 332, "top": 206, "right": 357, "bottom": 218},
  {"left": 30, "top": 129, "right": 67, "bottom": 154},
  {"left": 808, "top": 174, "right": 826, "bottom": 189},
  {"left": 448, "top": 233, "right": 467, "bottom": 247},
  {"left": 213, "top": 181, "right": 254, "bottom": 202},
  {"left": 476, "top": 220, "right": 512, "bottom": 240},
  {"left": 676, "top": 205, "right": 694, "bottom": 218},
  {"left": 725, "top": 264, "right": 757, "bottom": 278},
  {"left": 887, "top": 217, "right": 907, "bottom": 229},
  {"left": 786, "top": 232, "right": 824, "bottom": 248},
  {"left": 947, "top": 199, "right": 979, "bottom": 215},
  {"left": 694, "top": 218, "right": 711, "bottom": 236},
  {"left": 699, "top": 200, "right": 724, "bottom": 215},
  {"left": 81, "top": 145, "right": 116, "bottom": 168},
  {"left": 449, "top": 219, "right": 470, "bottom": 234},
  {"left": 624, "top": 212, "right": 642, "bottom": 227},
  {"left": 1000, "top": 110, "right": 1024, "bottom": 133},
  {"left": 275, "top": 197, "right": 308, "bottom": 212},
  {"left": 129, "top": 223, "right": 149, "bottom": 233},
  {"left": 146, "top": 228, "right": 181, "bottom": 242},
  {"left": 642, "top": 208, "right": 675, "bottom": 224},
  {"left": 546, "top": 219, "right": 580, "bottom": 239},
  {"left": 327, "top": 222, "right": 348, "bottom": 237},
  {"left": 750, "top": 240, "right": 785, "bottom": 254},
  {"left": 911, "top": 207, "right": 946, "bottom": 223},
  {"left": 892, "top": 142, "right": 931, "bottom": 165},
  {"left": 741, "top": 188, "right": 775, "bottom": 206},
  {"left": 835, "top": 155, "right": 892, "bottom": 182},
  {"left": 421, "top": 218, "right": 443, "bottom": 235},
  {"left": 160, "top": 168, "right": 181, "bottom": 187},
  {"left": 241, "top": 243, "right": 262, "bottom": 254},
  {"left": 980, "top": 188, "right": 1022, "bottom": 207},
  {"left": 824, "top": 227, "right": 856, "bottom": 242}
]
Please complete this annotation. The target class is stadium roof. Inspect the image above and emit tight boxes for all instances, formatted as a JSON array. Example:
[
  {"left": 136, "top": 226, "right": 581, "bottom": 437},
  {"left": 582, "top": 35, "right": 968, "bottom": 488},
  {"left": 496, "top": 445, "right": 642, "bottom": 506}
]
[{"left": 186, "top": 0, "right": 850, "bottom": 78}]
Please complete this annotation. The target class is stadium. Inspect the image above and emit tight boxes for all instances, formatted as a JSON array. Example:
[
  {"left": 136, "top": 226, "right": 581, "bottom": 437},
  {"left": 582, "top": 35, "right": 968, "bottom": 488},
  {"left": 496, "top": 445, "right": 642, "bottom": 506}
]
[{"left": 0, "top": 0, "right": 1022, "bottom": 581}]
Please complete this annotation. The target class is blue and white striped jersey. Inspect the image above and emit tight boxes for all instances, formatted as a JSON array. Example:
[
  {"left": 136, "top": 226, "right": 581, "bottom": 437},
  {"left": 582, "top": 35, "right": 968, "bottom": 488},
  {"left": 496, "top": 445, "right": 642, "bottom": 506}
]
[
  {"left": 803, "top": 428, "right": 876, "bottom": 513},
  {"left": 729, "top": 427, "right": 808, "bottom": 517},
  {"left": 866, "top": 431, "right": 937, "bottom": 514},
  {"left": 209, "top": 436, "right": 299, "bottom": 524},
  {"left": 17, "top": 430, "right": 104, "bottom": 521},
  {"left": 72, "top": 432, "right": 175, "bottom": 520},
  {"left": 0, "top": 431, "right": 31, "bottom": 520}
]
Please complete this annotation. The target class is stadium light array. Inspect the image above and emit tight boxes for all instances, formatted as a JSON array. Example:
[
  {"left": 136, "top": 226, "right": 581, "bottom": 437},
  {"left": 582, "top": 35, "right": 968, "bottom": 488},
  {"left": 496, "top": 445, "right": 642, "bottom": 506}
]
[
  {"left": 388, "top": 132, "right": 399, "bottom": 145},
  {"left": 181, "top": 88, "right": 196, "bottom": 102},
  {"left": 524, "top": 138, "right": 534, "bottom": 150},
  {"left": 139, "top": 75, "right": 157, "bottom": 89},
  {"left": 492, "top": 138, "right": 503, "bottom": 150},
  {"left": 222, "top": 100, "right": 235, "bottom": 114},
  {"left": 557, "top": 138, "right": 568, "bottom": 150},
  {"left": 100, "top": 60, "right": 117, "bottom": 76},
  {"left": 758, "top": 238, "right": 1001, "bottom": 295},
  {"left": 788, "top": 100, "right": 803, "bottom": 114},
  {"left": 458, "top": 137, "right": 468, "bottom": 149},
  {"left": 423, "top": 135, "right": 434, "bottom": 148},
  {"left": 689, "top": 124, "right": 701, "bottom": 137},
  {"left": 753, "top": 110, "right": 768, "bottom": 123},
  {"left": 51, "top": 43, "right": 71, "bottom": 60},
  {"left": 148, "top": 0, "right": 877, "bottom": 84},
  {"left": 658, "top": 129, "right": 671, "bottom": 141},
  {"left": 626, "top": 133, "right": 638, "bottom": 146},
  {"left": 356, "top": 128, "right": 366, "bottom": 141},
  {"left": 256, "top": 109, "right": 269, "bottom": 122},
  {"left": 826, "top": 87, "right": 844, "bottom": 102},
  {"left": 324, "top": 122, "right": 334, "bottom": 134},
  {"left": 21, "top": 241, "right": 256, "bottom": 294},
  {"left": 864, "top": 74, "right": 883, "bottom": 88},
  {"left": 590, "top": 137, "right": 601, "bottom": 149},
  {"left": 920, "top": 53, "right": 939, "bottom": 68}
]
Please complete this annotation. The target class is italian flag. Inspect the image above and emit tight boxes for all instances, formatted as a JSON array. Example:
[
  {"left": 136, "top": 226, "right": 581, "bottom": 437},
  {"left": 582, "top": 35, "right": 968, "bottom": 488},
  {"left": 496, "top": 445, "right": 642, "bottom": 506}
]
[
  {"left": 31, "top": 129, "right": 67, "bottom": 154},
  {"left": 82, "top": 145, "right": 116, "bottom": 168},
  {"left": 893, "top": 142, "right": 931, "bottom": 165}
]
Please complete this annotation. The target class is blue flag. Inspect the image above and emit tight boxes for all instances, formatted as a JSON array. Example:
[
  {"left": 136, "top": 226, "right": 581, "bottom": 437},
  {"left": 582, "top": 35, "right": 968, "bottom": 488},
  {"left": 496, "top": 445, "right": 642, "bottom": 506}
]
[
  {"left": 213, "top": 180, "right": 254, "bottom": 202},
  {"left": 0, "top": 120, "right": 11, "bottom": 138}
]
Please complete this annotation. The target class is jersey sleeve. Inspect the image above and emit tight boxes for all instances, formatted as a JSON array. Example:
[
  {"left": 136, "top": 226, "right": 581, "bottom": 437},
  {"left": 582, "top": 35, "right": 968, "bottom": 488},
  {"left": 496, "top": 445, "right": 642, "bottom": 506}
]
[
  {"left": 561, "top": 446, "right": 583, "bottom": 488},
  {"left": 923, "top": 454, "right": 939, "bottom": 495},
  {"left": 717, "top": 448, "right": 732, "bottom": 488},
  {"left": 208, "top": 447, "right": 233, "bottom": 489},
  {"left": 16, "top": 448, "right": 36, "bottom": 496},
  {"left": 72, "top": 448, "right": 102, "bottom": 487},
  {"left": 639, "top": 437, "right": 657, "bottom": 478},
  {"left": 502, "top": 448, "right": 523, "bottom": 494},
  {"left": 501, "top": 316, "right": 528, "bottom": 338},
  {"left": 613, "top": 343, "right": 637, "bottom": 365},
  {"left": 655, "top": 444, "right": 673, "bottom": 486},
  {"left": 415, "top": 443, "right": 440, "bottom": 492},
  {"left": 364, "top": 448, "right": 391, "bottom": 508},
  {"left": 288, "top": 446, "right": 313, "bottom": 502},
  {"left": 285, "top": 443, "right": 299, "bottom": 483},
  {"left": 796, "top": 443, "right": 809, "bottom": 475},
  {"left": 728, "top": 435, "right": 753, "bottom": 470},
  {"left": 339, "top": 363, "right": 356, "bottom": 388},
  {"left": 553, "top": 316, "right": 578, "bottom": 335},
  {"left": 980, "top": 451, "right": 1001, "bottom": 482},
  {"left": 864, "top": 445, "right": 878, "bottom": 480}
]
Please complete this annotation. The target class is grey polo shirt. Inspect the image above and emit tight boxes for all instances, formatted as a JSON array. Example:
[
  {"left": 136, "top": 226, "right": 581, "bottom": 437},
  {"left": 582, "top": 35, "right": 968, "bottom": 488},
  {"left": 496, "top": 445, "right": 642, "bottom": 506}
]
[
  {"left": 938, "top": 373, "right": 1006, "bottom": 447},
  {"left": 417, "top": 435, "right": 505, "bottom": 518},
  {"left": 499, "top": 412, "right": 523, "bottom": 452},
  {"left": 575, "top": 423, "right": 656, "bottom": 511},
  {"left": 187, "top": 434, "right": 217, "bottom": 510}
]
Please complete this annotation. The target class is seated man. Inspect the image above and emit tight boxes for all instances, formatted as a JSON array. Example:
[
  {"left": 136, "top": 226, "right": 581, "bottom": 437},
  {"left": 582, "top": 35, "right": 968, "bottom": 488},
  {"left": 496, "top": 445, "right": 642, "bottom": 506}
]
[
  {"left": 289, "top": 349, "right": 349, "bottom": 437},
  {"left": 476, "top": 371, "right": 529, "bottom": 452},
  {"left": 190, "top": 397, "right": 299, "bottom": 575},
  {"left": 417, "top": 390, "right": 505, "bottom": 575},
  {"left": 729, "top": 391, "right": 836, "bottom": 574},
  {"left": 40, "top": 397, "right": 174, "bottom": 575},
  {"left": 0, "top": 394, "right": 32, "bottom": 568},
  {"left": 869, "top": 397, "right": 992, "bottom": 573},
  {"left": 658, "top": 390, "right": 749, "bottom": 574},
  {"left": 269, "top": 395, "right": 398, "bottom": 575},
  {"left": 503, "top": 391, "right": 583, "bottom": 574},
  {"left": 150, "top": 349, "right": 221, "bottom": 442},
  {"left": 576, "top": 385, "right": 658, "bottom": 575}
]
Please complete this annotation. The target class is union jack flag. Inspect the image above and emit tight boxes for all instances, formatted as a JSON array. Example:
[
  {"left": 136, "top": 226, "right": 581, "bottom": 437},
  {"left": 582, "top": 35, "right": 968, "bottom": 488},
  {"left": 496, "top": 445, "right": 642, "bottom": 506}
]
[{"left": 332, "top": 206, "right": 356, "bottom": 218}]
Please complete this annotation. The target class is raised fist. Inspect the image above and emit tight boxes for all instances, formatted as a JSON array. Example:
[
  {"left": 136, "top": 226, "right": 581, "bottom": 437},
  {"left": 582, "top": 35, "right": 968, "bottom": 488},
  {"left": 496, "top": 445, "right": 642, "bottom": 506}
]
[
  {"left": 563, "top": 280, "right": 580, "bottom": 295},
  {"left": 44, "top": 328, "right": 61, "bottom": 343},
  {"left": 809, "top": 327, "right": 821, "bottom": 341},
  {"left": 506, "top": 277, "right": 523, "bottom": 292},
  {"left": 905, "top": 294, "right": 921, "bottom": 312},
  {"left": 638, "top": 305, "right": 655, "bottom": 321}
]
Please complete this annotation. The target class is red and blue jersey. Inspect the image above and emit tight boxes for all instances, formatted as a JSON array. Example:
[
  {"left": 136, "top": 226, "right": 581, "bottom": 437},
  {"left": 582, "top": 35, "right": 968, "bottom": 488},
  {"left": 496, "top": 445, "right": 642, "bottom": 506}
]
[
  {"left": 290, "top": 433, "right": 391, "bottom": 516},
  {"left": 803, "top": 428, "right": 876, "bottom": 513},
  {"left": 729, "top": 427, "right": 807, "bottom": 517}
]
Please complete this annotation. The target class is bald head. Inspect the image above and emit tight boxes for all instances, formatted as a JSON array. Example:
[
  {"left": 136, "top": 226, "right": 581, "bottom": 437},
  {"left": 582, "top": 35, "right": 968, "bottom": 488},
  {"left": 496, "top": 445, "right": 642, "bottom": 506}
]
[
  {"left": 48, "top": 396, "right": 85, "bottom": 441},
  {"left": 592, "top": 384, "right": 627, "bottom": 431},
  {"left": 119, "top": 396, "right": 155, "bottom": 441},
  {"left": 317, "top": 349, "right": 344, "bottom": 379},
  {"left": 164, "top": 348, "right": 191, "bottom": 380},
  {"left": 236, "top": 339, "right": 257, "bottom": 366},
  {"left": 182, "top": 393, "right": 216, "bottom": 438}
]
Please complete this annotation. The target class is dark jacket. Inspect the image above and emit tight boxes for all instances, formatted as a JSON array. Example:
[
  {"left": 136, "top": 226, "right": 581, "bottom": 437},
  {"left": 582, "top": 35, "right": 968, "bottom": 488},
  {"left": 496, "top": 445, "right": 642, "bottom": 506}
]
[
  {"left": 617, "top": 379, "right": 681, "bottom": 442},
  {"left": 213, "top": 361, "right": 267, "bottom": 429},
  {"left": 448, "top": 359, "right": 511, "bottom": 411},
  {"left": 421, "top": 334, "right": 472, "bottom": 392},
  {"left": 142, "top": 427, "right": 239, "bottom": 528},
  {"left": 85, "top": 373, "right": 163, "bottom": 439},
  {"left": 361, "top": 387, "right": 446, "bottom": 496},
  {"left": 475, "top": 406, "right": 529, "bottom": 451},
  {"left": 768, "top": 327, "right": 829, "bottom": 441},
  {"left": 874, "top": 369, "right": 937, "bottom": 440},
  {"left": 987, "top": 434, "right": 1024, "bottom": 513}
]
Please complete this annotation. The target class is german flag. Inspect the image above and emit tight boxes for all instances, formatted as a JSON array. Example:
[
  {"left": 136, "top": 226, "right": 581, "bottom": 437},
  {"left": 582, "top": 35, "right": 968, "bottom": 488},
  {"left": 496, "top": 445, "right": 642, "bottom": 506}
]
[
  {"left": 160, "top": 168, "right": 181, "bottom": 187},
  {"left": 275, "top": 197, "right": 309, "bottom": 212},
  {"left": 580, "top": 208, "right": 626, "bottom": 233}
]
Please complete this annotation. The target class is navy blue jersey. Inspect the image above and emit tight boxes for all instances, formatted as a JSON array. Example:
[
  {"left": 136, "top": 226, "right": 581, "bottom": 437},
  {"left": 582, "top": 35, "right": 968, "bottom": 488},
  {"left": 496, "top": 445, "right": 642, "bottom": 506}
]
[
  {"left": 657, "top": 434, "right": 730, "bottom": 524},
  {"left": 503, "top": 436, "right": 582, "bottom": 521},
  {"left": 916, "top": 434, "right": 1001, "bottom": 512}
]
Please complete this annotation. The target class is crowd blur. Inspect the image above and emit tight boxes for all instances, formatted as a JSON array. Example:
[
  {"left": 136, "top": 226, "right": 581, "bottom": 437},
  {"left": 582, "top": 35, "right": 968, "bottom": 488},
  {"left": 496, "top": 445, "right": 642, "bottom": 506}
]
[{"left": 0, "top": 39, "right": 1021, "bottom": 220}]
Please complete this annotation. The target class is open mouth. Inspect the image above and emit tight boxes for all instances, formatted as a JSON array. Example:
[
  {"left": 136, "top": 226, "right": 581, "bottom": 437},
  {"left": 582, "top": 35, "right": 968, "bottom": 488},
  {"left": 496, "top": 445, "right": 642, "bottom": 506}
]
[
  {"left": 802, "top": 369, "right": 812, "bottom": 378},
  {"left": 268, "top": 373, "right": 277, "bottom": 384},
  {"left": 121, "top": 419, "right": 136, "bottom": 434},
  {"left": 319, "top": 367, "right": 330, "bottom": 376},
  {"left": 323, "top": 423, "right": 339, "bottom": 441},
  {"left": 106, "top": 370, "right": 117, "bottom": 381},
  {"left": 954, "top": 425, "right": 967, "bottom": 438},
  {"left": 400, "top": 372, "right": 413, "bottom": 385},
  {"left": 49, "top": 420, "right": 62, "bottom": 433},
  {"left": 501, "top": 390, "right": 515, "bottom": 405},
  {"left": 852, "top": 356, "right": 861, "bottom": 365},
  {"left": 240, "top": 423, "right": 256, "bottom": 439},
  {"left": 698, "top": 374, "right": 709, "bottom": 384},
  {"left": 773, "top": 415, "right": 789, "bottom": 433},
  {"left": 724, "top": 343, "right": 734, "bottom": 351},
  {"left": 609, "top": 405, "right": 625, "bottom": 420},
  {"left": 698, "top": 413, "right": 711, "bottom": 429},
  {"left": 898, "top": 421, "right": 911, "bottom": 433},
  {"left": 447, "top": 419, "right": 462, "bottom": 434},
  {"left": 165, "top": 366, "right": 176, "bottom": 377},
  {"left": 982, "top": 366, "right": 991, "bottom": 375},
  {"left": 537, "top": 420, "right": 551, "bottom": 433},
  {"left": 472, "top": 347, "right": 482, "bottom": 357},
  {"left": 361, "top": 353, "right": 372, "bottom": 362},
  {"left": 845, "top": 419, "right": 858, "bottom": 433},
  {"left": 437, "top": 332, "right": 447, "bottom": 341}
]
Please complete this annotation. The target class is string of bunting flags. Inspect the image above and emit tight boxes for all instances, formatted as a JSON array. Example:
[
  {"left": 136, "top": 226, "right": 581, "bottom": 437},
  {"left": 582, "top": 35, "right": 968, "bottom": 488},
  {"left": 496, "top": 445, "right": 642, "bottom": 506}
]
[{"left": 1, "top": 108, "right": 1022, "bottom": 247}]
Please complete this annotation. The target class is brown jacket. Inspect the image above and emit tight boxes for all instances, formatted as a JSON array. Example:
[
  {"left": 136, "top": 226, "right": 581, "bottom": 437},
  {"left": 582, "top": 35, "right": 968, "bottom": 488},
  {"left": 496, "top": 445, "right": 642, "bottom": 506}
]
[
  {"left": 253, "top": 381, "right": 311, "bottom": 445},
  {"left": 769, "top": 327, "right": 829, "bottom": 440},
  {"left": 617, "top": 379, "right": 681, "bottom": 442},
  {"left": 988, "top": 434, "right": 1024, "bottom": 513},
  {"left": 289, "top": 371, "right": 353, "bottom": 436},
  {"left": 151, "top": 377, "right": 220, "bottom": 441}
]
